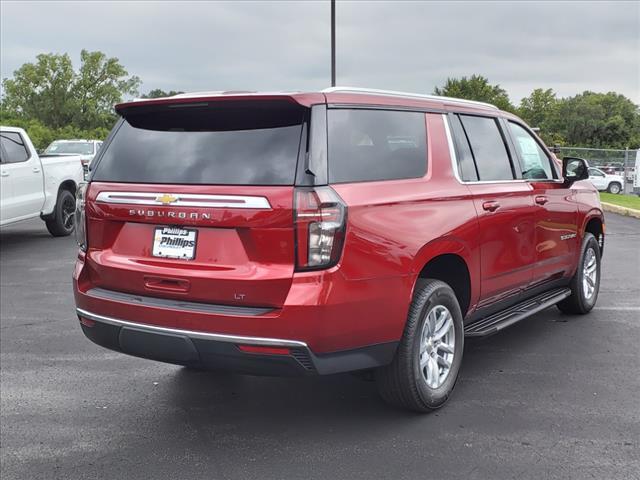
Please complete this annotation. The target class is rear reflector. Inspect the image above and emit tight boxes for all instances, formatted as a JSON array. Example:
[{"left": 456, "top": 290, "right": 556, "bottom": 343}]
[
  {"left": 238, "top": 345, "right": 291, "bottom": 355},
  {"left": 79, "top": 317, "right": 96, "bottom": 327}
]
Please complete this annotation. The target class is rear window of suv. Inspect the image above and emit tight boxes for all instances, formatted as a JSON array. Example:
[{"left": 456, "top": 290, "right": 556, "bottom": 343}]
[
  {"left": 327, "top": 109, "right": 427, "bottom": 183},
  {"left": 92, "top": 101, "right": 305, "bottom": 185}
]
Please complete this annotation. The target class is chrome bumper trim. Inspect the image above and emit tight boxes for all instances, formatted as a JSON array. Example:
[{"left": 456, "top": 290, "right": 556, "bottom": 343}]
[{"left": 76, "top": 308, "right": 308, "bottom": 348}]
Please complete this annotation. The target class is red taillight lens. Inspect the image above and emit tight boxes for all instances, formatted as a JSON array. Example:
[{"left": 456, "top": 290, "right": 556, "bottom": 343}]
[
  {"left": 75, "top": 182, "right": 88, "bottom": 251},
  {"left": 294, "top": 186, "right": 347, "bottom": 271}
]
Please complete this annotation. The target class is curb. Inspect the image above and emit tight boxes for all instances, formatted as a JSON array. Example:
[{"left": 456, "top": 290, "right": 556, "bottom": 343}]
[{"left": 601, "top": 202, "right": 640, "bottom": 219}]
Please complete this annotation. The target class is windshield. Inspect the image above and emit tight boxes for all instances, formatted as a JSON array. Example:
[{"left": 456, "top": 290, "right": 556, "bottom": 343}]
[
  {"left": 45, "top": 141, "right": 94, "bottom": 155},
  {"left": 92, "top": 101, "right": 305, "bottom": 185}
]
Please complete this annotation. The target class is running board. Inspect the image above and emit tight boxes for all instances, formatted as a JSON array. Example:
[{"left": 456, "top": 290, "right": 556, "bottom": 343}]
[{"left": 464, "top": 288, "right": 571, "bottom": 338}]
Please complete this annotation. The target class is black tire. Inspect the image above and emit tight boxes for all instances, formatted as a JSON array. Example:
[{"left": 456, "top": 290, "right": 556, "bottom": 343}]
[
  {"left": 557, "top": 233, "right": 601, "bottom": 314},
  {"left": 45, "top": 189, "right": 76, "bottom": 237},
  {"left": 607, "top": 182, "right": 621, "bottom": 194},
  {"left": 375, "top": 279, "right": 464, "bottom": 412}
]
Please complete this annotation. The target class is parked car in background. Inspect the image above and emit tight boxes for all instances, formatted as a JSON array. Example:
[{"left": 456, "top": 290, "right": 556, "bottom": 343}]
[
  {"left": 43, "top": 139, "right": 103, "bottom": 175},
  {"left": 588, "top": 167, "right": 624, "bottom": 194},
  {"left": 1, "top": 126, "right": 84, "bottom": 235}
]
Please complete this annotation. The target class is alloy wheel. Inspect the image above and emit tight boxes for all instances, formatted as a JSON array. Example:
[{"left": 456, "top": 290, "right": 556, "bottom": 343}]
[{"left": 419, "top": 305, "right": 455, "bottom": 389}]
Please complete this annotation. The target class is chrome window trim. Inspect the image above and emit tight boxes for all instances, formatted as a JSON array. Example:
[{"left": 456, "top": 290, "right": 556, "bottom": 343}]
[
  {"left": 95, "top": 191, "right": 271, "bottom": 209},
  {"left": 442, "top": 114, "right": 529, "bottom": 186},
  {"left": 76, "top": 308, "right": 308, "bottom": 348}
]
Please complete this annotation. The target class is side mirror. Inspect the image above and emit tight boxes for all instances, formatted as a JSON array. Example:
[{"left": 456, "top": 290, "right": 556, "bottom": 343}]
[{"left": 562, "top": 157, "right": 589, "bottom": 186}]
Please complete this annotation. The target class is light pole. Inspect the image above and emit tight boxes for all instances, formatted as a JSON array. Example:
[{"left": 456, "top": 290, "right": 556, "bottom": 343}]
[{"left": 331, "top": 0, "right": 336, "bottom": 87}]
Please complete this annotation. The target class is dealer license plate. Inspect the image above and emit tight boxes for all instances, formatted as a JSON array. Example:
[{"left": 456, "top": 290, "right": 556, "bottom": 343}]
[{"left": 152, "top": 227, "right": 197, "bottom": 260}]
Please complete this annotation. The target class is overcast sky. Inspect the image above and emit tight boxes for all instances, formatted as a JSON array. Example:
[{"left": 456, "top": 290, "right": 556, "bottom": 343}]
[{"left": 1, "top": 0, "right": 639, "bottom": 103}]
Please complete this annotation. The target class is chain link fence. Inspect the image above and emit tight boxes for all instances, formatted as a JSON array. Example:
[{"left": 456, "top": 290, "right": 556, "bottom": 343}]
[{"left": 554, "top": 147, "right": 639, "bottom": 194}]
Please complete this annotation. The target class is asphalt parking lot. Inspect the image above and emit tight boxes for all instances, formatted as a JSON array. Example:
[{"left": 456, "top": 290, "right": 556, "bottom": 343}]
[{"left": 1, "top": 213, "right": 639, "bottom": 480}]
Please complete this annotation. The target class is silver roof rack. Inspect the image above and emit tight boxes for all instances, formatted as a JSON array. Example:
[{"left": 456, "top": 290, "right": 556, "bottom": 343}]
[{"left": 322, "top": 86, "right": 499, "bottom": 110}]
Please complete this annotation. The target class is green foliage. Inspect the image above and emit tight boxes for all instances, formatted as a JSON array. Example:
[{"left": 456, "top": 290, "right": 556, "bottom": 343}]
[
  {"left": 1, "top": 50, "right": 140, "bottom": 131},
  {"left": 517, "top": 88, "right": 564, "bottom": 145},
  {"left": 436, "top": 76, "right": 640, "bottom": 149},
  {"left": 0, "top": 114, "right": 110, "bottom": 151},
  {"left": 548, "top": 92, "right": 640, "bottom": 149},
  {"left": 72, "top": 50, "right": 140, "bottom": 129},
  {"left": 433, "top": 74, "right": 515, "bottom": 112},
  {"left": 141, "top": 89, "right": 184, "bottom": 99}
]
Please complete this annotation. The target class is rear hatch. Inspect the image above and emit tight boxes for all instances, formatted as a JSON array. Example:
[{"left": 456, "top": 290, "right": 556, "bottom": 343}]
[{"left": 85, "top": 98, "right": 310, "bottom": 308}]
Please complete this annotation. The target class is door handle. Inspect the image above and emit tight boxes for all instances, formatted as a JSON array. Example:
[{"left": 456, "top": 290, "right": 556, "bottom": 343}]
[
  {"left": 0, "top": 171, "right": 8, "bottom": 177},
  {"left": 482, "top": 200, "right": 500, "bottom": 212},
  {"left": 535, "top": 195, "right": 549, "bottom": 205},
  {"left": 32, "top": 167, "right": 41, "bottom": 173}
]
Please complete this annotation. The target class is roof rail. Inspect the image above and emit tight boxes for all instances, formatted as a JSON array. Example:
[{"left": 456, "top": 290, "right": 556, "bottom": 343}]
[{"left": 322, "top": 86, "right": 499, "bottom": 110}]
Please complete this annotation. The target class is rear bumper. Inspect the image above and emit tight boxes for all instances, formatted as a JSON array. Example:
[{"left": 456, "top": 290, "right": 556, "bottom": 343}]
[{"left": 77, "top": 307, "right": 397, "bottom": 376}]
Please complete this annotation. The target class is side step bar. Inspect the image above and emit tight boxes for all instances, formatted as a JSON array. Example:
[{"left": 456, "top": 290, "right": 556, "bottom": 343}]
[{"left": 464, "top": 287, "right": 571, "bottom": 338}]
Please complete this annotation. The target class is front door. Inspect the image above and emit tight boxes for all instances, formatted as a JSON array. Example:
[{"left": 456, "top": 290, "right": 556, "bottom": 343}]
[
  {"left": 505, "top": 121, "right": 579, "bottom": 285},
  {"left": 0, "top": 131, "right": 45, "bottom": 222},
  {"left": 588, "top": 168, "right": 607, "bottom": 190}
]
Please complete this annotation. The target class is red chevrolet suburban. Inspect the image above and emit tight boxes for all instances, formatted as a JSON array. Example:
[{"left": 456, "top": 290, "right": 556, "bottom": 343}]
[{"left": 73, "top": 87, "right": 604, "bottom": 411}]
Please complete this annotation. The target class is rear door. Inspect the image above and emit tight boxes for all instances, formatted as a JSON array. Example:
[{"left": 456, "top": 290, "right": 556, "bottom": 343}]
[
  {"left": 0, "top": 130, "right": 45, "bottom": 222},
  {"left": 505, "top": 120, "right": 578, "bottom": 284},
  {"left": 86, "top": 99, "right": 309, "bottom": 308},
  {"left": 448, "top": 113, "right": 536, "bottom": 307}
]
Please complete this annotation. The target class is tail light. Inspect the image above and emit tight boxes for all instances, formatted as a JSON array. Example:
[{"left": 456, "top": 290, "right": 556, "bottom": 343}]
[
  {"left": 75, "top": 182, "right": 88, "bottom": 251},
  {"left": 294, "top": 186, "right": 347, "bottom": 270}
]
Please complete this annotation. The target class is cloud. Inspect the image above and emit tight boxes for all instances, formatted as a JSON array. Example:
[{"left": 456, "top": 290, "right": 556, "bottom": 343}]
[{"left": 1, "top": 0, "right": 638, "bottom": 103}]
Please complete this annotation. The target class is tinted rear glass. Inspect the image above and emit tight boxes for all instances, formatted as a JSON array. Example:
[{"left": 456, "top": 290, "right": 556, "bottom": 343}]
[
  {"left": 328, "top": 109, "right": 427, "bottom": 183},
  {"left": 459, "top": 115, "right": 514, "bottom": 181},
  {"left": 92, "top": 101, "right": 305, "bottom": 185}
]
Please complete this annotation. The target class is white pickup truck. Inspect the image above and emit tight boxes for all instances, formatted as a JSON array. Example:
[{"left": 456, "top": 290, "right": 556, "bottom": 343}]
[{"left": 1, "top": 126, "right": 84, "bottom": 236}]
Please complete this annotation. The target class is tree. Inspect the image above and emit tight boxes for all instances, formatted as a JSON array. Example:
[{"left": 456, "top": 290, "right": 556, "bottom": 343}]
[
  {"left": 1, "top": 50, "right": 140, "bottom": 130},
  {"left": 1, "top": 53, "right": 76, "bottom": 128},
  {"left": 140, "top": 89, "right": 184, "bottom": 99},
  {"left": 517, "top": 88, "right": 563, "bottom": 145},
  {"left": 546, "top": 92, "right": 640, "bottom": 149},
  {"left": 72, "top": 50, "right": 140, "bottom": 129},
  {"left": 433, "top": 74, "right": 514, "bottom": 112},
  {"left": 518, "top": 88, "right": 558, "bottom": 128}
]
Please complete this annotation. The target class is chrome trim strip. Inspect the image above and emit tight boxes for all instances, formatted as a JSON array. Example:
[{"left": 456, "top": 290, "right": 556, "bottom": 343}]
[
  {"left": 323, "top": 87, "right": 499, "bottom": 110},
  {"left": 76, "top": 308, "right": 308, "bottom": 348},
  {"left": 95, "top": 192, "right": 271, "bottom": 209}
]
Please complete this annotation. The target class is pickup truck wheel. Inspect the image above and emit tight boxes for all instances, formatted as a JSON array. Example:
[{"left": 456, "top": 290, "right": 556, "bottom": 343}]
[
  {"left": 557, "top": 233, "right": 600, "bottom": 314},
  {"left": 375, "top": 279, "right": 464, "bottom": 412},
  {"left": 607, "top": 182, "right": 621, "bottom": 194},
  {"left": 45, "top": 189, "right": 76, "bottom": 237}
]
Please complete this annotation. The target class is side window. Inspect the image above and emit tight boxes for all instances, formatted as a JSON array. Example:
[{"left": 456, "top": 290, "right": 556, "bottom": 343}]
[
  {"left": 448, "top": 114, "right": 478, "bottom": 181},
  {"left": 589, "top": 168, "right": 605, "bottom": 177},
  {"left": 459, "top": 115, "right": 514, "bottom": 181},
  {"left": 508, "top": 122, "right": 554, "bottom": 180},
  {"left": 0, "top": 132, "right": 30, "bottom": 163},
  {"left": 327, "top": 109, "right": 427, "bottom": 183}
]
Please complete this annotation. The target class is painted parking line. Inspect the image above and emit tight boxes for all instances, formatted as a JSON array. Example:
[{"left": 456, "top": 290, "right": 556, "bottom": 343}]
[{"left": 593, "top": 306, "right": 640, "bottom": 311}]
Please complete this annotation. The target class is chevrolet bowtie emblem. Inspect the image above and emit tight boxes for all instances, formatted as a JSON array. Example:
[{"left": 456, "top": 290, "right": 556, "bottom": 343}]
[{"left": 156, "top": 194, "right": 179, "bottom": 205}]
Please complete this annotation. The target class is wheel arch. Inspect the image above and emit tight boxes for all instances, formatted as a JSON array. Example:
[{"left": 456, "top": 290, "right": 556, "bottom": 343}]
[
  {"left": 583, "top": 213, "right": 605, "bottom": 256},
  {"left": 411, "top": 237, "right": 477, "bottom": 318},
  {"left": 41, "top": 180, "right": 77, "bottom": 221},
  {"left": 59, "top": 179, "right": 77, "bottom": 196}
]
